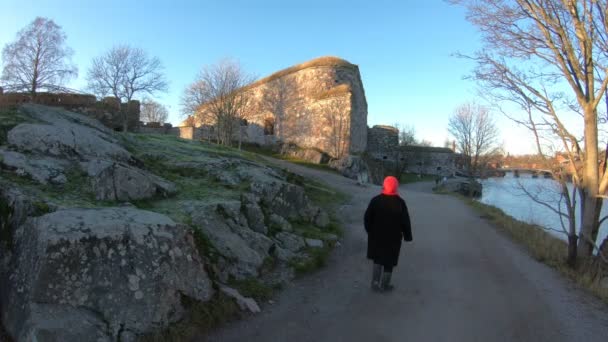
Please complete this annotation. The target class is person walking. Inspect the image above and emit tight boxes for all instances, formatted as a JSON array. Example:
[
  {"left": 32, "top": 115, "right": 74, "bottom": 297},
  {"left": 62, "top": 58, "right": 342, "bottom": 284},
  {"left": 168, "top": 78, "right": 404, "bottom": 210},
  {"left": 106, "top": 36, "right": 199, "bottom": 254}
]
[{"left": 364, "top": 176, "right": 413, "bottom": 292}]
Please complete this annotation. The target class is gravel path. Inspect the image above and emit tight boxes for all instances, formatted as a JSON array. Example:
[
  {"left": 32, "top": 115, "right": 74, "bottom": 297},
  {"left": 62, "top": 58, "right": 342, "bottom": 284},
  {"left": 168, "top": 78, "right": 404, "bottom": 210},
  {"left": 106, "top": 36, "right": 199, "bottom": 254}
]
[{"left": 202, "top": 160, "right": 608, "bottom": 342}]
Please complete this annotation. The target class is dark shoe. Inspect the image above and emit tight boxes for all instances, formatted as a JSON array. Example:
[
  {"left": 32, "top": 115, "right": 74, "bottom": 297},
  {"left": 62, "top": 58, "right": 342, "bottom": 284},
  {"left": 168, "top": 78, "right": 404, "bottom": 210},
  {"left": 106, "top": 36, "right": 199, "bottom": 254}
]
[
  {"left": 381, "top": 272, "right": 394, "bottom": 292},
  {"left": 371, "top": 264, "right": 382, "bottom": 291}
]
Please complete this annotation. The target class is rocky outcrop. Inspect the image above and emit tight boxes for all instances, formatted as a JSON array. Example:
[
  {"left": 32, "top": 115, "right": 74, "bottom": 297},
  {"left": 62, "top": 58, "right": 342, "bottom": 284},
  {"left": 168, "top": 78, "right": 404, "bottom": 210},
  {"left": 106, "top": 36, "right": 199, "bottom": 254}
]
[
  {"left": 0, "top": 149, "right": 69, "bottom": 185},
  {"left": 329, "top": 154, "right": 369, "bottom": 181},
  {"left": 280, "top": 143, "right": 330, "bottom": 164},
  {"left": 251, "top": 180, "right": 316, "bottom": 222},
  {"left": 1, "top": 104, "right": 175, "bottom": 203},
  {"left": 434, "top": 177, "right": 483, "bottom": 197},
  {"left": 7, "top": 121, "right": 132, "bottom": 163},
  {"left": 0, "top": 105, "right": 339, "bottom": 340},
  {"left": 191, "top": 202, "right": 270, "bottom": 281},
  {"left": 82, "top": 159, "right": 176, "bottom": 201},
  {"left": 219, "top": 286, "right": 261, "bottom": 314},
  {"left": 2, "top": 207, "right": 212, "bottom": 341}
]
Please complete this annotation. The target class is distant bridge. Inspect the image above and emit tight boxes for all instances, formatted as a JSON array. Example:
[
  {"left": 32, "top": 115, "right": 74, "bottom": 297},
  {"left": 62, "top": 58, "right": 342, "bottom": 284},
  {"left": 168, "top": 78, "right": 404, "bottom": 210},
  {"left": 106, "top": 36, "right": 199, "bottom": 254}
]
[{"left": 497, "top": 168, "right": 554, "bottom": 178}]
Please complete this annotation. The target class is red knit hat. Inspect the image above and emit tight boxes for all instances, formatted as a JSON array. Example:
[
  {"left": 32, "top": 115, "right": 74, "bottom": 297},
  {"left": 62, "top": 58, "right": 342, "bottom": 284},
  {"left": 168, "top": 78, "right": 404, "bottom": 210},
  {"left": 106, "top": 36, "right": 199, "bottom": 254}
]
[{"left": 381, "top": 176, "right": 399, "bottom": 195}]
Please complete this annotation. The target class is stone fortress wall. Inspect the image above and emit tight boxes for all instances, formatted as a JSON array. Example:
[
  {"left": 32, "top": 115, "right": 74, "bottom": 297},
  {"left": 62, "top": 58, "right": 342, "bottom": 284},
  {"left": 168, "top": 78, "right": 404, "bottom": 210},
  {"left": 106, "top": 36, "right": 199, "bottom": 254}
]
[
  {"left": 0, "top": 87, "right": 140, "bottom": 131},
  {"left": 366, "top": 125, "right": 458, "bottom": 176},
  {"left": 188, "top": 56, "right": 368, "bottom": 158},
  {"left": 0, "top": 57, "right": 456, "bottom": 177}
]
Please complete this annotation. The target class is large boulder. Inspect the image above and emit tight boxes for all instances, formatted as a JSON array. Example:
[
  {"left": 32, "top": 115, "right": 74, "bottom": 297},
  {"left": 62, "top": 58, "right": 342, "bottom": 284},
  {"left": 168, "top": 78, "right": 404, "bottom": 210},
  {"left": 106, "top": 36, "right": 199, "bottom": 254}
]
[
  {"left": 7, "top": 122, "right": 133, "bottom": 163},
  {"left": 0, "top": 149, "right": 69, "bottom": 185},
  {"left": 190, "top": 203, "right": 268, "bottom": 281},
  {"left": 82, "top": 159, "right": 176, "bottom": 201},
  {"left": 21, "top": 103, "right": 114, "bottom": 135},
  {"left": 329, "top": 154, "right": 369, "bottom": 180},
  {"left": 251, "top": 180, "right": 315, "bottom": 221},
  {"left": 280, "top": 143, "right": 330, "bottom": 164},
  {"left": 6, "top": 105, "right": 134, "bottom": 164},
  {"left": 436, "top": 177, "right": 482, "bottom": 197},
  {"left": 274, "top": 232, "right": 306, "bottom": 253},
  {"left": 2, "top": 207, "right": 212, "bottom": 341},
  {"left": 241, "top": 193, "right": 267, "bottom": 234}
]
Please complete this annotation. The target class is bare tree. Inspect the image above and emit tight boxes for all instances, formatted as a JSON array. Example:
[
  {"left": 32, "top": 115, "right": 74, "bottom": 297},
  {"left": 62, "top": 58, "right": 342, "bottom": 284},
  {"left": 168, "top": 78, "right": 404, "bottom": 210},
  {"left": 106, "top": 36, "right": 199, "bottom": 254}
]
[
  {"left": 448, "top": 102, "right": 500, "bottom": 177},
  {"left": 140, "top": 98, "right": 169, "bottom": 124},
  {"left": 395, "top": 123, "right": 417, "bottom": 146},
  {"left": 452, "top": 0, "right": 608, "bottom": 259},
  {"left": 325, "top": 96, "right": 350, "bottom": 159},
  {"left": 263, "top": 77, "right": 298, "bottom": 141},
  {"left": 1, "top": 17, "right": 77, "bottom": 96},
  {"left": 418, "top": 139, "right": 433, "bottom": 147},
  {"left": 181, "top": 59, "right": 254, "bottom": 148},
  {"left": 87, "top": 45, "right": 168, "bottom": 131}
]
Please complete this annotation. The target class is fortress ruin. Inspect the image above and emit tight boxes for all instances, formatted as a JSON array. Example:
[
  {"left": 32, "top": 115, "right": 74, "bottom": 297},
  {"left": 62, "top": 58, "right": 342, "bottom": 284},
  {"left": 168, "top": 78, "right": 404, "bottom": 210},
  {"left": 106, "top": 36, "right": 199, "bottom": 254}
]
[
  {"left": 0, "top": 87, "right": 140, "bottom": 131},
  {"left": 184, "top": 56, "right": 368, "bottom": 158}
]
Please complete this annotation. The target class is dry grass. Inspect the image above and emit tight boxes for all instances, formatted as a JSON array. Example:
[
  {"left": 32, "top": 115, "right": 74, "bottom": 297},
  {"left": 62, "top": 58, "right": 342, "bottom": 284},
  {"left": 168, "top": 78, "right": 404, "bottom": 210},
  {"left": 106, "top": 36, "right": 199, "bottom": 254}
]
[{"left": 464, "top": 198, "right": 608, "bottom": 304}]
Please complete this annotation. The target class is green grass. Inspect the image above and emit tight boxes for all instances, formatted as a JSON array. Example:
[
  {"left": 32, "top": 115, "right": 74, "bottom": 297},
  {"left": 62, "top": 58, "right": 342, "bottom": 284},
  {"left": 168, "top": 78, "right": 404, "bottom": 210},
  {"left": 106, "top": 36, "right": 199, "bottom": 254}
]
[
  {"left": 289, "top": 245, "right": 333, "bottom": 276},
  {"left": 138, "top": 294, "right": 241, "bottom": 342},
  {"left": 228, "top": 278, "right": 274, "bottom": 302},
  {"left": 284, "top": 157, "right": 340, "bottom": 174},
  {"left": 0, "top": 107, "right": 35, "bottom": 144},
  {"left": 452, "top": 194, "right": 608, "bottom": 304},
  {"left": 0, "top": 166, "right": 100, "bottom": 209},
  {"left": 240, "top": 142, "right": 341, "bottom": 175},
  {"left": 291, "top": 220, "right": 342, "bottom": 240},
  {"left": 399, "top": 173, "right": 437, "bottom": 184},
  {"left": 192, "top": 227, "right": 220, "bottom": 265}
]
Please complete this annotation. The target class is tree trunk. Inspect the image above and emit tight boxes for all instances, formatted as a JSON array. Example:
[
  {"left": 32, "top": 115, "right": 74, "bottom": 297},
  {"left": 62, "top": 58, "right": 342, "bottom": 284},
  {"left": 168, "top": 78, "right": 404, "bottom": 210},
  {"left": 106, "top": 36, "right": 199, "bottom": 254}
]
[
  {"left": 567, "top": 234, "right": 578, "bottom": 267},
  {"left": 579, "top": 106, "right": 601, "bottom": 257},
  {"left": 238, "top": 123, "right": 242, "bottom": 150},
  {"left": 122, "top": 108, "right": 128, "bottom": 132}
]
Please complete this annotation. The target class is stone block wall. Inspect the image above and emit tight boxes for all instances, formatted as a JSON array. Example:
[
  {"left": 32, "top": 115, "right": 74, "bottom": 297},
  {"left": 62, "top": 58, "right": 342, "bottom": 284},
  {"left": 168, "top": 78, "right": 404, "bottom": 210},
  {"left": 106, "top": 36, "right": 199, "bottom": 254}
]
[
  {"left": 368, "top": 146, "right": 458, "bottom": 176},
  {"left": 0, "top": 90, "right": 96, "bottom": 108},
  {"left": 367, "top": 125, "right": 399, "bottom": 153},
  {"left": 191, "top": 56, "right": 368, "bottom": 158},
  {"left": 0, "top": 89, "right": 140, "bottom": 132}
]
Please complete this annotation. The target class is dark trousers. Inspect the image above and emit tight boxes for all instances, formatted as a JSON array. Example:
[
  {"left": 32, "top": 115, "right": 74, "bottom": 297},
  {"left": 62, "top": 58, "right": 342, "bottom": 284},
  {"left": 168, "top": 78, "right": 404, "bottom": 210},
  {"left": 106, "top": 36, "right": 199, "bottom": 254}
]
[{"left": 374, "top": 261, "right": 393, "bottom": 273}]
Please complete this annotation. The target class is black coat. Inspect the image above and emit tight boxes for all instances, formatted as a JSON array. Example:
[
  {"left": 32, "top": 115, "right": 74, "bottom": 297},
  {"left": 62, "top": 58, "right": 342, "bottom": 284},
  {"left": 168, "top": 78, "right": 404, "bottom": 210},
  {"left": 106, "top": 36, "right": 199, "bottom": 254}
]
[{"left": 364, "top": 194, "right": 412, "bottom": 267}]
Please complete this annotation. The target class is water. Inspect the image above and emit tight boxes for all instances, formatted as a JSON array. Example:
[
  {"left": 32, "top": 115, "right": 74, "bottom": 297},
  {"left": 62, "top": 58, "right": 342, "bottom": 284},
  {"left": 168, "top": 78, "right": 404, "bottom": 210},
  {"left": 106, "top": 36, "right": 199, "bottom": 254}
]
[{"left": 479, "top": 173, "right": 608, "bottom": 251}]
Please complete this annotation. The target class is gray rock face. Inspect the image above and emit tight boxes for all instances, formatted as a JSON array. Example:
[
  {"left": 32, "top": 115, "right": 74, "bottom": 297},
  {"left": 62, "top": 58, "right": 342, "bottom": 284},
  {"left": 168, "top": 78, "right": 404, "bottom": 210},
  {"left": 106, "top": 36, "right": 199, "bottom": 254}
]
[
  {"left": 175, "top": 158, "right": 283, "bottom": 187},
  {"left": 191, "top": 203, "right": 265, "bottom": 281},
  {"left": 305, "top": 238, "right": 324, "bottom": 248},
  {"left": 313, "top": 208, "right": 330, "bottom": 228},
  {"left": 243, "top": 201, "right": 267, "bottom": 234},
  {"left": 436, "top": 177, "right": 482, "bottom": 197},
  {"left": 3, "top": 207, "right": 212, "bottom": 341},
  {"left": 0, "top": 149, "right": 69, "bottom": 185},
  {"left": 219, "top": 286, "right": 261, "bottom": 313},
  {"left": 251, "top": 180, "right": 314, "bottom": 221},
  {"left": 274, "top": 232, "right": 306, "bottom": 252},
  {"left": 269, "top": 213, "right": 293, "bottom": 232},
  {"left": 82, "top": 159, "right": 176, "bottom": 201},
  {"left": 22, "top": 103, "right": 114, "bottom": 135},
  {"left": 18, "top": 305, "right": 112, "bottom": 342},
  {"left": 280, "top": 143, "right": 330, "bottom": 164},
  {"left": 329, "top": 154, "right": 369, "bottom": 180},
  {"left": 8, "top": 123, "right": 133, "bottom": 163}
]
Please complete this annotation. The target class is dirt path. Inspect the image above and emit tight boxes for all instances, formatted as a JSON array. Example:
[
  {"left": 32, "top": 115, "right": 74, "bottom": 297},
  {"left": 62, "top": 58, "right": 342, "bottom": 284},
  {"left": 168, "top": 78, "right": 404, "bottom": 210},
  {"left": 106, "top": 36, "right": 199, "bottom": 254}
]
[{"left": 202, "top": 161, "right": 608, "bottom": 342}]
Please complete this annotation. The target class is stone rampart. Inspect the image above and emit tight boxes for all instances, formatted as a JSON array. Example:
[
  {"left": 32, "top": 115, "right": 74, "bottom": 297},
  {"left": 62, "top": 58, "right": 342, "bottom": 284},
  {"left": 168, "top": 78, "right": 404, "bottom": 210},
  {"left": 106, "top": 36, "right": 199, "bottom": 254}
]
[
  {"left": 0, "top": 88, "right": 140, "bottom": 131},
  {"left": 191, "top": 56, "right": 368, "bottom": 158},
  {"left": 367, "top": 125, "right": 399, "bottom": 153}
]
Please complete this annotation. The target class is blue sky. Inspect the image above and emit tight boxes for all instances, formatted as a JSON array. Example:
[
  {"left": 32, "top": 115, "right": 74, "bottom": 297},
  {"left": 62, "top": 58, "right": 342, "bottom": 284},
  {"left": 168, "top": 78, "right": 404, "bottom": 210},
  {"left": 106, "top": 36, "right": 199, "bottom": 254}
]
[{"left": 0, "top": 0, "right": 535, "bottom": 154}]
